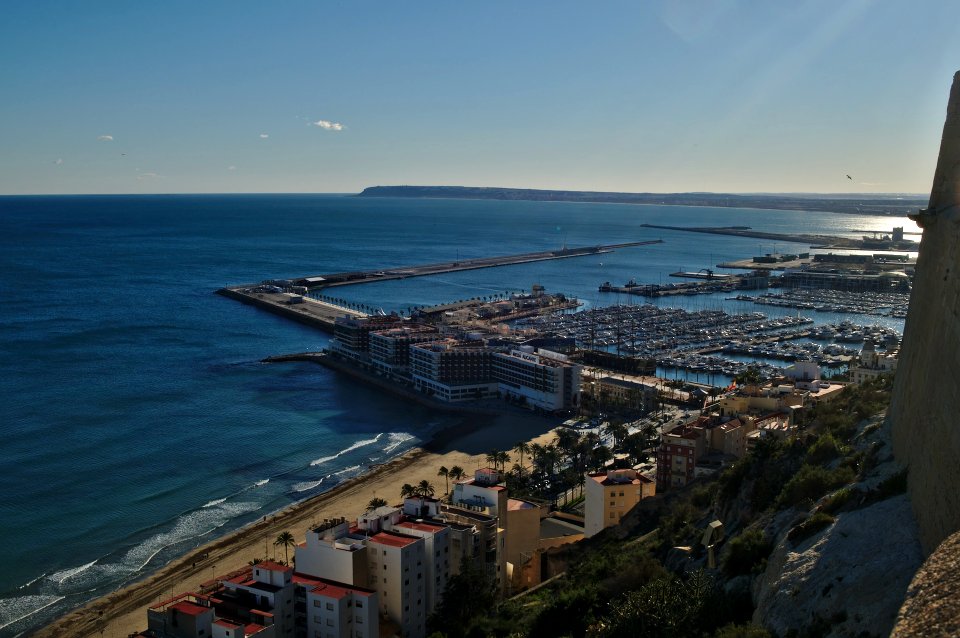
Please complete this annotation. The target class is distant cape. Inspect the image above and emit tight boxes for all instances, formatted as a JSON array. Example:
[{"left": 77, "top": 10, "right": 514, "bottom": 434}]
[{"left": 357, "top": 185, "right": 925, "bottom": 216}]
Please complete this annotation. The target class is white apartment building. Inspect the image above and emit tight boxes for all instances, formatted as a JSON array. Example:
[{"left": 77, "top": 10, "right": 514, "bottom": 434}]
[
  {"left": 367, "top": 531, "right": 429, "bottom": 638},
  {"left": 491, "top": 348, "right": 581, "bottom": 411},
  {"left": 296, "top": 519, "right": 369, "bottom": 587},
  {"left": 297, "top": 573, "right": 378, "bottom": 638}
]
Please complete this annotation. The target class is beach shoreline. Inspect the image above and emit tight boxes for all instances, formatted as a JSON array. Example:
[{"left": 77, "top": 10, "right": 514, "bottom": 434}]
[{"left": 29, "top": 412, "right": 560, "bottom": 638}]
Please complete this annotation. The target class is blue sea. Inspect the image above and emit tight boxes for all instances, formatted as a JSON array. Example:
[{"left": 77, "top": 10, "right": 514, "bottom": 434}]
[{"left": 0, "top": 194, "right": 919, "bottom": 635}]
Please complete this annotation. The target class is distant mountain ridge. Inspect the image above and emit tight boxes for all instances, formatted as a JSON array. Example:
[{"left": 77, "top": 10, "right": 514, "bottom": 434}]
[{"left": 357, "top": 185, "right": 926, "bottom": 216}]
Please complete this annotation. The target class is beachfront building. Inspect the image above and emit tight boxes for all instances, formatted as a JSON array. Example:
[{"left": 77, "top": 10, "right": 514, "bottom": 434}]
[
  {"left": 368, "top": 325, "right": 439, "bottom": 375},
  {"left": 147, "top": 594, "right": 223, "bottom": 638},
  {"left": 584, "top": 469, "right": 656, "bottom": 538},
  {"left": 217, "top": 561, "right": 296, "bottom": 637},
  {"left": 850, "top": 340, "right": 898, "bottom": 385},
  {"left": 295, "top": 519, "right": 369, "bottom": 588},
  {"left": 490, "top": 348, "right": 581, "bottom": 411},
  {"left": 390, "top": 519, "right": 450, "bottom": 614},
  {"left": 331, "top": 315, "right": 404, "bottom": 362},
  {"left": 367, "top": 531, "right": 429, "bottom": 638},
  {"left": 409, "top": 339, "right": 498, "bottom": 403},
  {"left": 145, "top": 571, "right": 286, "bottom": 638},
  {"left": 296, "top": 573, "right": 378, "bottom": 638}
]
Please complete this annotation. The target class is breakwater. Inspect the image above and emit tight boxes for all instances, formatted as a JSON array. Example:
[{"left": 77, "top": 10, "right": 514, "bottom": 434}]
[
  {"left": 289, "top": 240, "right": 664, "bottom": 289},
  {"left": 639, "top": 223, "right": 918, "bottom": 250}
]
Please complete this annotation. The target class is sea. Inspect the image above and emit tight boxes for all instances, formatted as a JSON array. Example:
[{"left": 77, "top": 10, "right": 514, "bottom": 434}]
[{"left": 0, "top": 194, "right": 920, "bottom": 636}]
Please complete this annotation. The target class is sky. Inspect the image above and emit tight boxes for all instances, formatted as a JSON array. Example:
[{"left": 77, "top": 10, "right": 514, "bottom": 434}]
[{"left": 2, "top": 0, "right": 959, "bottom": 195}]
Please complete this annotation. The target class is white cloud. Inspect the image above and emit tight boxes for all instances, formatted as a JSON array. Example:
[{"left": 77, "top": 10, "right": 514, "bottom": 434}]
[
  {"left": 259, "top": 133, "right": 269, "bottom": 139},
  {"left": 97, "top": 135, "right": 114, "bottom": 142},
  {"left": 54, "top": 158, "right": 63, "bottom": 165},
  {"left": 310, "top": 119, "right": 344, "bottom": 131},
  {"left": 137, "top": 171, "right": 159, "bottom": 180},
  {"left": 228, "top": 165, "right": 237, "bottom": 171}
]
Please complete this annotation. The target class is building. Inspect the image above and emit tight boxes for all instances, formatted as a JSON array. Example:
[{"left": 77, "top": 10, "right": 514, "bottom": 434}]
[
  {"left": 331, "top": 315, "right": 404, "bottom": 361},
  {"left": 490, "top": 348, "right": 581, "bottom": 411},
  {"left": 584, "top": 468, "right": 656, "bottom": 537},
  {"left": 409, "top": 339, "right": 498, "bottom": 403},
  {"left": 656, "top": 422, "right": 706, "bottom": 490},
  {"left": 595, "top": 376, "right": 658, "bottom": 412},
  {"left": 850, "top": 340, "right": 898, "bottom": 385},
  {"left": 217, "top": 561, "right": 296, "bottom": 638},
  {"left": 368, "top": 325, "right": 439, "bottom": 374},
  {"left": 367, "top": 531, "right": 428, "bottom": 638},
  {"left": 295, "top": 519, "right": 369, "bottom": 588},
  {"left": 295, "top": 573, "right": 378, "bottom": 638}
]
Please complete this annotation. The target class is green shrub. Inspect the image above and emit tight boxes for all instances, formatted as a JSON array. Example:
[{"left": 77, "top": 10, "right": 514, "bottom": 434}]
[
  {"left": 877, "top": 468, "right": 908, "bottom": 498},
  {"left": 722, "top": 529, "right": 773, "bottom": 577},
  {"left": 778, "top": 465, "right": 855, "bottom": 508},
  {"left": 787, "top": 511, "right": 835, "bottom": 544},
  {"left": 820, "top": 487, "right": 852, "bottom": 515},
  {"left": 713, "top": 623, "right": 773, "bottom": 638},
  {"left": 805, "top": 433, "right": 844, "bottom": 466}
]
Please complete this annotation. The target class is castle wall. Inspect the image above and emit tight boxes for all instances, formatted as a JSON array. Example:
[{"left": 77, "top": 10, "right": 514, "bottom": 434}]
[{"left": 890, "top": 70, "right": 960, "bottom": 554}]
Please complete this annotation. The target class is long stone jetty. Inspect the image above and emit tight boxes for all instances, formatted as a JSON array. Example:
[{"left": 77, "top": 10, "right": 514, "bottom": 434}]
[{"left": 287, "top": 240, "right": 663, "bottom": 289}]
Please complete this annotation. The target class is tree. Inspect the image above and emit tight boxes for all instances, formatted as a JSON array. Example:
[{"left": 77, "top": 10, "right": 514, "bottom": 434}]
[
  {"left": 367, "top": 497, "right": 388, "bottom": 510},
  {"left": 400, "top": 483, "right": 417, "bottom": 500},
  {"left": 438, "top": 466, "right": 450, "bottom": 494},
  {"left": 496, "top": 450, "right": 511, "bottom": 472},
  {"left": 449, "top": 465, "right": 465, "bottom": 484},
  {"left": 416, "top": 480, "right": 436, "bottom": 499},
  {"left": 274, "top": 531, "right": 296, "bottom": 565},
  {"left": 513, "top": 441, "right": 531, "bottom": 469},
  {"left": 486, "top": 450, "right": 499, "bottom": 470}
]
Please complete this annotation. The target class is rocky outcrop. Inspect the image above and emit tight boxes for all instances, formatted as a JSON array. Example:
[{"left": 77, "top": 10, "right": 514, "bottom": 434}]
[
  {"left": 754, "top": 494, "right": 922, "bottom": 637},
  {"left": 893, "top": 529, "right": 960, "bottom": 637}
]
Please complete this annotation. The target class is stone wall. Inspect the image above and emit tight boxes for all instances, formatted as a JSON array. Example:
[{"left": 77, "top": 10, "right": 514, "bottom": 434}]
[{"left": 889, "top": 70, "right": 960, "bottom": 554}]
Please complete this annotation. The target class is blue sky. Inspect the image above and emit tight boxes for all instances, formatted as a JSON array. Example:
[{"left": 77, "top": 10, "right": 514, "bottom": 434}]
[{"left": 2, "top": 0, "right": 958, "bottom": 195}]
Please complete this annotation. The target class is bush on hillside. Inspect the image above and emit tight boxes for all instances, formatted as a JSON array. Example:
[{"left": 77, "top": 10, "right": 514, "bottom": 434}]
[
  {"left": 777, "top": 465, "right": 855, "bottom": 508},
  {"left": 722, "top": 529, "right": 773, "bottom": 577}
]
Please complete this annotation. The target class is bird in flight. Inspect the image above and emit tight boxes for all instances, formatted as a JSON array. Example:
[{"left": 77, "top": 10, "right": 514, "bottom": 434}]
[{"left": 846, "top": 174, "right": 853, "bottom": 180}]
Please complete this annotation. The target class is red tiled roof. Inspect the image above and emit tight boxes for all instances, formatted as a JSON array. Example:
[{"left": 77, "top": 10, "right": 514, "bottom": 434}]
[
  {"left": 169, "top": 601, "right": 210, "bottom": 617},
  {"left": 395, "top": 519, "right": 447, "bottom": 533},
  {"left": 369, "top": 531, "right": 420, "bottom": 548},
  {"left": 254, "top": 560, "right": 293, "bottom": 573},
  {"left": 214, "top": 618, "right": 242, "bottom": 628}
]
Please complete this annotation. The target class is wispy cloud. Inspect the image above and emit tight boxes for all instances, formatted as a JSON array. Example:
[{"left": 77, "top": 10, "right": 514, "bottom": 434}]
[
  {"left": 259, "top": 133, "right": 269, "bottom": 139},
  {"left": 136, "top": 171, "right": 159, "bottom": 180},
  {"left": 54, "top": 158, "right": 63, "bottom": 165},
  {"left": 310, "top": 119, "right": 344, "bottom": 131},
  {"left": 228, "top": 165, "right": 237, "bottom": 171},
  {"left": 97, "top": 134, "right": 114, "bottom": 142}
]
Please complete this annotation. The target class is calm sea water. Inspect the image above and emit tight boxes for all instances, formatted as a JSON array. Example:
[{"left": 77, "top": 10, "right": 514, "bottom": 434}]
[{"left": 0, "top": 194, "right": 918, "bottom": 635}]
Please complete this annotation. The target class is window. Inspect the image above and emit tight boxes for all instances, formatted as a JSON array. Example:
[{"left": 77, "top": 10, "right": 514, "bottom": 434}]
[
  {"left": 357, "top": 616, "right": 364, "bottom": 624},
  {"left": 326, "top": 619, "right": 333, "bottom": 626},
  {"left": 313, "top": 600, "right": 321, "bottom": 608},
  {"left": 356, "top": 600, "right": 363, "bottom": 608},
  {"left": 326, "top": 602, "right": 334, "bottom": 611},
  {"left": 609, "top": 513, "right": 616, "bottom": 519}
]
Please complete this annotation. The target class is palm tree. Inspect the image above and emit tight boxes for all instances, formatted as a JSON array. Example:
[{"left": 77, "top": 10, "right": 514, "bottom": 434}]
[
  {"left": 438, "top": 466, "right": 450, "bottom": 494},
  {"left": 486, "top": 450, "right": 500, "bottom": 470},
  {"left": 513, "top": 441, "right": 531, "bottom": 470},
  {"left": 400, "top": 483, "right": 416, "bottom": 500},
  {"left": 367, "top": 496, "right": 388, "bottom": 510},
  {"left": 496, "top": 451, "right": 511, "bottom": 472},
  {"left": 449, "top": 465, "right": 465, "bottom": 484},
  {"left": 416, "top": 480, "right": 436, "bottom": 499},
  {"left": 274, "top": 531, "right": 296, "bottom": 565}
]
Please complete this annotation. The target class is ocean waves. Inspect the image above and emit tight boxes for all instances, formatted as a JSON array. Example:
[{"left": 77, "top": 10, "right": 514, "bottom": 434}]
[{"left": 310, "top": 433, "right": 384, "bottom": 466}]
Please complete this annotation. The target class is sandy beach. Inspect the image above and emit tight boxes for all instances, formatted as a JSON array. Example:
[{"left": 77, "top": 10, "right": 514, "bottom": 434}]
[{"left": 32, "top": 413, "right": 560, "bottom": 638}]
